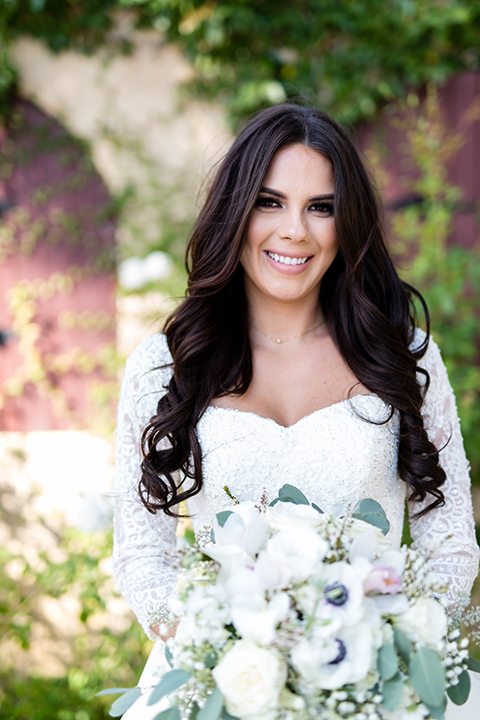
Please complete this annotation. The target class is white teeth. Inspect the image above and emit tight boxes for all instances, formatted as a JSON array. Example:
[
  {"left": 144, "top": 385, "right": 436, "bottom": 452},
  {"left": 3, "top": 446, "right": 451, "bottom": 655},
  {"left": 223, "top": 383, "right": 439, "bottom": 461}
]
[{"left": 267, "top": 252, "right": 309, "bottom": 266}]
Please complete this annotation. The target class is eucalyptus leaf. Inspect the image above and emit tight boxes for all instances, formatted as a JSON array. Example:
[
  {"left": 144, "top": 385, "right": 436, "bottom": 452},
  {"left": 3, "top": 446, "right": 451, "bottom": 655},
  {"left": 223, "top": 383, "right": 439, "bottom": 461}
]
[
  {"left": 358, "top": 498, "right": 386, "bottom": 516},
  {"left": 381, "top": 672, "right": 404, "bottom": 711},
  {"left": 446, "top": 670, "right": 471, "bottom": 705},
  {"left": 278, "top": 484, "right": 309, "bottom": 505},
  {"left": 423, "top": 695, "right": 446, "bottom": 719},
  {"left": 165, "top": 644, "right": 174, "bottom": 668},
  {"left": 197, "top": 687, "right": 224, "bottom": 720},
  {"left": 109, "top": 688, "right": 143, "bottom": 717},
  {"left": 393, "top": 626, "right": 413, "bottom": 665},
  {"left": 378, "top": 643, "right": 399, "bottom": 680},
  {"left": 311, "top": 502, "right": 324, "bottom": 514},
  {"left": 467, "top": 656, "right": 480, "bottom": 674},
  {"left": 215, "top": 511, "right": 234, "bottom": 527},
  {"left": 97, "top": 687, "right": 136, "bottom": 696},
  {"left": 154, "top": 708, "right": 181, "bottom": 720},
  {"left": 269, "top": 498, "right": 280, "bottom": 506},
  {"left": 147, "top": 670, "right": 193, "bottom": 706},
  {"left": 409, "top": 647, "right": 446, "bottom": 708},
  {"left": 221, "top": 709, "right": 240, "bottom": 720},
  {"left": 361, "top": 511, "right": 390, "bottom": 535}
]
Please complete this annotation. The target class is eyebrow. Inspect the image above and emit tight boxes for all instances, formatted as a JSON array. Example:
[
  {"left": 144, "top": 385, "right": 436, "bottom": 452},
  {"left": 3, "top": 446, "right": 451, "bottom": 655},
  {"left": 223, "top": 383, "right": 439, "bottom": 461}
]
[{"left": 260, "top": 186, "right": 334, "bottom": 202}]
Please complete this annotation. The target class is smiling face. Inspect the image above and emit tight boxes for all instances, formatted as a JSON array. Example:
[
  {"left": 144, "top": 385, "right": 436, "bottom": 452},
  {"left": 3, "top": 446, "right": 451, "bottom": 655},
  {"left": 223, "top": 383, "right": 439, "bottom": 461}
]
[{"left": 240, "top": 143, "right": 338, "bottom": 307}]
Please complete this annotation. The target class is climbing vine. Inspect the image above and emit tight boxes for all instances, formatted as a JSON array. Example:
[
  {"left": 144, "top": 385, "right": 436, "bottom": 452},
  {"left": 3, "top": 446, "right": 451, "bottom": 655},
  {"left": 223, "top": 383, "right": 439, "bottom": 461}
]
[{"left": 1, "top": 1, "right": 480, "bottom": 121}]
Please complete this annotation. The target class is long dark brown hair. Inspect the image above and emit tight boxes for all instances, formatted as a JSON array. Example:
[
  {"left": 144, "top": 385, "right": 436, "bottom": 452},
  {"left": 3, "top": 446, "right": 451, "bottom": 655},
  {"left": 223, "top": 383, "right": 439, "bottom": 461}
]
[{"left": 139, "top": 103, "right": 445, "bottom": 517}]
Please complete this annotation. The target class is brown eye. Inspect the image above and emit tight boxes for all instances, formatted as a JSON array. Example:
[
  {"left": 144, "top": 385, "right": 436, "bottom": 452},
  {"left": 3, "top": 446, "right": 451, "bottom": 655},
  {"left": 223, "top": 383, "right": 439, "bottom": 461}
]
[
  {"left": 255, "top": 196, "right": 281, "bottom": 209},
  {"left": 311, "top": 202, "right": 334, "bottom": 216}
]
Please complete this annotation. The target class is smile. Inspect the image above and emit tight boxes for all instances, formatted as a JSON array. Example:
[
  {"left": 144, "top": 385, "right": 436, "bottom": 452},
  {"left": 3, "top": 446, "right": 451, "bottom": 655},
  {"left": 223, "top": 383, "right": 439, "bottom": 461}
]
[{"left": 266, "top": 251, "right": 311, "bottom": 266}]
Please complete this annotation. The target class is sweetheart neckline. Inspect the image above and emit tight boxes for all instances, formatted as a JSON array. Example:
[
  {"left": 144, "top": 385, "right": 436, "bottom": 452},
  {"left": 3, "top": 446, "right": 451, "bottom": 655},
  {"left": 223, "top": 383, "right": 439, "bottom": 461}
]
[{"left": 204, "top": 393, "right": 387, "bottom": 430}]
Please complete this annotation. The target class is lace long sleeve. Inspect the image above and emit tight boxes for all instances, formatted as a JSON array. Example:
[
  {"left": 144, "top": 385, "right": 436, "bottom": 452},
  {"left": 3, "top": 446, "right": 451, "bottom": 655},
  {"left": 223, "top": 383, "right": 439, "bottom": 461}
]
[
  {"left": 408, "top": 331, "right": 480, "bottom": 603},
  {"left": 113, "top": 334, "right": 178, "bottom": 639}
]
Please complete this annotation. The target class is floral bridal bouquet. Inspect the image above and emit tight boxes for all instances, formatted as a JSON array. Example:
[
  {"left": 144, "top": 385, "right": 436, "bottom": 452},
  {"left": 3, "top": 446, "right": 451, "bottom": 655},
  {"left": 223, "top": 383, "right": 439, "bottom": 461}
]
[{"left": 102, "top": 486, "right": 479, "bottom": 720}]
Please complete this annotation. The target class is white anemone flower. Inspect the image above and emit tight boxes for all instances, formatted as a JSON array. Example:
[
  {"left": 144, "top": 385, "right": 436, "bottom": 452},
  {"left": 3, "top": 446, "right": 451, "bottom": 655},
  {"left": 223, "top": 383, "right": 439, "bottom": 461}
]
[
  {"left": 291, "top": 622, "right": 375, "bottom": 690},
  {"left": 315, "top": 561, "right": 367, "bottom": 626}
]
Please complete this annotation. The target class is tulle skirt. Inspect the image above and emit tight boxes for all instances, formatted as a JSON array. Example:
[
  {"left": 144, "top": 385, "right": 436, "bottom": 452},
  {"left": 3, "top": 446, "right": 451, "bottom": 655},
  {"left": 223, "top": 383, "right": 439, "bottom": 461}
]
[{"left": 124, "top": 641, "right": 480, "bottom": 720}]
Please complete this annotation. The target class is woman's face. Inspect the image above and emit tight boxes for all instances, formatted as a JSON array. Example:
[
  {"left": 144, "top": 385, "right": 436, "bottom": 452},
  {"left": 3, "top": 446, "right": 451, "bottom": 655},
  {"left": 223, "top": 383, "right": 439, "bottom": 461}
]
[{"left": 241, "top": 143, "right": 338, "bottom": 306}]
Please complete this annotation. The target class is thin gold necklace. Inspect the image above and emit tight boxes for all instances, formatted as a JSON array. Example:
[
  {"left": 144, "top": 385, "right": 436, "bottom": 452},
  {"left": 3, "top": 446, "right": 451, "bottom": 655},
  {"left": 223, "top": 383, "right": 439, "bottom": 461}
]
[{"left": 251, "top": 320, "right": 325, "bottom": 344}]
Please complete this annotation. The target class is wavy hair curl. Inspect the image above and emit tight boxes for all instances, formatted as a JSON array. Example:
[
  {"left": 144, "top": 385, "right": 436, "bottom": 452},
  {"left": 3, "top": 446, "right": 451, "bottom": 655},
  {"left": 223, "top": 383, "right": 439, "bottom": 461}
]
[{"left": 139, "top": 103, "right": 445, "bottom": 517}]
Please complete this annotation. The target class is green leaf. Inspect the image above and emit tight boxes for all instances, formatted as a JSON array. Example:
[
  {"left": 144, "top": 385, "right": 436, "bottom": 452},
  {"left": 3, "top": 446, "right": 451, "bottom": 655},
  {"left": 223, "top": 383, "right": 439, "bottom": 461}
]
[
  {"left": 393, "top": 626, "right": 414, "bottom": 665},
  {"left": 278, "top": 484, "right": 309, "bottom": 505},
  {"left": 467, "top": 656, "right": 480, "bottom": 674},
  {"left": 215, "top": 511, "right": 234, "bottom": 527},
  {"left": 381, "top": 672, "right": 404, "bottom": 711},
  {"left": 221, "top": 709, "right": 240, "bottom": 720},
  {"left": 197, "top": 687, "right": 223, "bottom": 720},
  {"left": 147, "top": 669, "right": 192, "bottom": 706},
  {"left": 154, "top": 708, "right": 181, "bottom": 720},
  {"left": 423, "top": 695, "right": 446, "bottom": 719},
  {"left": 447, "top": 670, "right": 471, "bottom": 705},
  {"left": 311, "top": 502, "right": 324, "bottom": 514},
  {"left": 358, "top": 499, "right": 386, "bottom": 516},
  {"left": 409, "top": 647, "right": 446, "bottom": 708},
  {"left": 96, "top": 687, "right": 136, "bottom": 696},
  {"left": 29, "top": 0, "right": 45, "bottom": 11},
  {"left": 361, "top": 511, "right": 390, "bottom": 535},
  {"left": 204, "top": 651, "right": 218, "bottom": 669},
  {"left": 190, "top": 702, "right": 201, "bottom": 720},
  {"left": 109, "top": 688, "right": 143, "bottom": 717},
  {"left": 165, "top": 644, "right": 174, "bottom": 668},
  {"left": 378, "top": 643, "right": 399, "bottom": 680}
]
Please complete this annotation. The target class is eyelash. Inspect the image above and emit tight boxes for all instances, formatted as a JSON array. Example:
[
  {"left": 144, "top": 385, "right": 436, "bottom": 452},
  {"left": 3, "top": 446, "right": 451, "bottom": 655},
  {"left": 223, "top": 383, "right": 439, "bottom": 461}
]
[{"left": 254, "top": 196, "right": 334, "bottom": 215}]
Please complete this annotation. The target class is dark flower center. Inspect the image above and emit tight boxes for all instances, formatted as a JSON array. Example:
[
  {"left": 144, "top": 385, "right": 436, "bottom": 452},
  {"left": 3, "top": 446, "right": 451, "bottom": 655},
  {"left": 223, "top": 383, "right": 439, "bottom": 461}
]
[
  {"left": 329, "top": 639, "right": 347, "bottom": 665},
  {"left": 324, "top": 582, "right": 349, "bottom": 606}
]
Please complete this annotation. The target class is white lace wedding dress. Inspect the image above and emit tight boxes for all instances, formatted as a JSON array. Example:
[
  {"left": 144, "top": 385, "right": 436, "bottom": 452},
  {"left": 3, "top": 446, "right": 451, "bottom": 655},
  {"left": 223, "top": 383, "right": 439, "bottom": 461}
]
[{"left": 113, "top": 330, "right": 480, "bottom": 720}]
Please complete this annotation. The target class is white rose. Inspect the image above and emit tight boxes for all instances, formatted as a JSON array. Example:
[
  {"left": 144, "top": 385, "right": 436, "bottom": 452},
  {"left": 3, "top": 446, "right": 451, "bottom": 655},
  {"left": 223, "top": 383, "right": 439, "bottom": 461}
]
[
  {"left": 265, "top": 502, "right": 322, "bottom": 531},
  {"left": 212, "top": 640, "right": 287, "bottom": 720},
  {"left": 266, "top": 526, "right": 327, "bottom": 582},
  {"left": 395, "top": 597, "right": 447, "bottom": 650}
]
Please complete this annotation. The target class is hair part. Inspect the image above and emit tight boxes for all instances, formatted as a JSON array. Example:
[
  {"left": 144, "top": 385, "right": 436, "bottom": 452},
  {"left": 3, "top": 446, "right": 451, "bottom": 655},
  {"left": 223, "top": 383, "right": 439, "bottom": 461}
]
[{"left": 139, "top": 103, "right": 445, "bottom": 518}]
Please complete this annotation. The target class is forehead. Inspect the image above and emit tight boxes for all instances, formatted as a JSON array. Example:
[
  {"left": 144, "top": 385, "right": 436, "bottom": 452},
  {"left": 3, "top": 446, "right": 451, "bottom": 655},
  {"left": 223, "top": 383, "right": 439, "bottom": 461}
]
[{"left": 262, "top": 144, "right": 334, "bottom": 190}]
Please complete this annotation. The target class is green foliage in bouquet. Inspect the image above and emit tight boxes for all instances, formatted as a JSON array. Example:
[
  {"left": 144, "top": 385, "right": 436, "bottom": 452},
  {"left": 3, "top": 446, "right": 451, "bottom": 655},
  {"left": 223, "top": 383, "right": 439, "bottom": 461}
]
[{"left": 102, "top": 485, "right": 478, "bottom": 720}]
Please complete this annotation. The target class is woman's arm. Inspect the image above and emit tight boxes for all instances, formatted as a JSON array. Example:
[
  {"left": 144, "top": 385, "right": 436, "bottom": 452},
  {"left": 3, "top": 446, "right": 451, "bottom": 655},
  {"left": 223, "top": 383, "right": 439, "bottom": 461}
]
[
  {"left": 113, "top": 334, "right": 179, "bottom": 640},
  {"left": 408, "top": 331, "right": 480, "bottom": 603}
]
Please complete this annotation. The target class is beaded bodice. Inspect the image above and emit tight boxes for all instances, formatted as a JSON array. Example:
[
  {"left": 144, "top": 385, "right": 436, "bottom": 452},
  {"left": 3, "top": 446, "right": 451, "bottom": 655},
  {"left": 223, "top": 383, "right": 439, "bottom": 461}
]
[{"left": 113, "top": 332, "right": 479, "bottom": 639}]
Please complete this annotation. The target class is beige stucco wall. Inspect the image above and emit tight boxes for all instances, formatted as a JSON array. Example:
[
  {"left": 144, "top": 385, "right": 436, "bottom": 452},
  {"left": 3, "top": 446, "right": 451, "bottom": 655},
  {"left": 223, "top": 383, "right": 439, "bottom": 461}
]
[
  {"left": 10, "top": 32, "right": 231, "bottom": 260},
  {"left": 11, "top": 33, "right": 230, "bottom": 193}
]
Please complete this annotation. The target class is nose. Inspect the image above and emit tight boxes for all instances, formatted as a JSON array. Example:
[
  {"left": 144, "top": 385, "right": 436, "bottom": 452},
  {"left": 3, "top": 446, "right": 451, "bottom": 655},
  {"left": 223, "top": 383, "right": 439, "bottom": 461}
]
[{"left": 278, "top": 208, "right": 307, "bottom": 242}]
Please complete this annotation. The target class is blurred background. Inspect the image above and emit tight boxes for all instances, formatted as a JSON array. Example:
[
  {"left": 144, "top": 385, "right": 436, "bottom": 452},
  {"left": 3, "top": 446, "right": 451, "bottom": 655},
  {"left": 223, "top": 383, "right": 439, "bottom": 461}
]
[{"left": 0, "top": 1, "right": 479, "bottom": 718}]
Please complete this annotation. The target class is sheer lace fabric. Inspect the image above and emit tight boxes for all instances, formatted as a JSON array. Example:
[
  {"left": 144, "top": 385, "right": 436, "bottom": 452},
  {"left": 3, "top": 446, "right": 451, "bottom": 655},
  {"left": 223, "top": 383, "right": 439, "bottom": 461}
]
[{"left": 113, "top": 331, "right": 479, "bottom": 639}]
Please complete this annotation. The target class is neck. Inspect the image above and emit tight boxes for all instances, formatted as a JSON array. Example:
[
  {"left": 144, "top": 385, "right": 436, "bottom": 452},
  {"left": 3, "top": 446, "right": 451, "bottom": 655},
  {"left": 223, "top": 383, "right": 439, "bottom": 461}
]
[{"left": 246, "top": 288, "right": 324, "bottom": 344}]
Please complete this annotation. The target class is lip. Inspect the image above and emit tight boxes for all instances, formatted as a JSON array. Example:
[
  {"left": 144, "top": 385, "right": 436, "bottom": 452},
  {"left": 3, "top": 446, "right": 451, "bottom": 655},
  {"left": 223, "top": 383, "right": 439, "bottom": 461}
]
[{"left": 263, "top": 250, "right": 313, "bottom": 274}]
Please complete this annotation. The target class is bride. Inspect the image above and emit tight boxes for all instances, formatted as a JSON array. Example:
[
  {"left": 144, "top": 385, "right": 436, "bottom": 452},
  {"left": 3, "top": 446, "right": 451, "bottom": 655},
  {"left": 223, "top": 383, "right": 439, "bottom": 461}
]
[{"left": 113, "top": 104, "right": 480, "bottom": 719}]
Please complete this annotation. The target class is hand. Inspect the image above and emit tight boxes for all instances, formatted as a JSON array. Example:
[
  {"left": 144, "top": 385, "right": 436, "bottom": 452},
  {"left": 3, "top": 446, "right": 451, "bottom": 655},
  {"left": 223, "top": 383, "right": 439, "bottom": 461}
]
[{"left": 150, "top": 620, "right": 179, "bottom": 642}]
